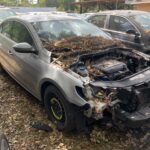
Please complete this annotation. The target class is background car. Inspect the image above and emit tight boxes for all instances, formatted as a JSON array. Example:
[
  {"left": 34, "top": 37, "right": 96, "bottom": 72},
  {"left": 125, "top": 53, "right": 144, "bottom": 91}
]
[
  {"left": 0, "top": 8, "right": 16, "bottom": 23},
  {"left": 85, "top": 10, "right": 150, "bottom": 54},
  {"left": 9, "top": 7, "right": 56, "bottom": 15}
]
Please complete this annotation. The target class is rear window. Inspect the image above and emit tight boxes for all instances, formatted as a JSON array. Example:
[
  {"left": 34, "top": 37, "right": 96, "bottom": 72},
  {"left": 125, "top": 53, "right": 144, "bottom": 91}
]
[{"left": 0, "top": 21, "right": 13, "bottom": 39}]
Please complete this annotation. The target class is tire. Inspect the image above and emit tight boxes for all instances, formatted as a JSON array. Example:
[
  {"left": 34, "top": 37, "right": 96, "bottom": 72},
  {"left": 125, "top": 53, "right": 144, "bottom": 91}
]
[
  {"left": 44, "top": 85, "right": 76, "bottom": 132},
  {"left": 0, "top": 133, "right": 10, "bottom": 150}
]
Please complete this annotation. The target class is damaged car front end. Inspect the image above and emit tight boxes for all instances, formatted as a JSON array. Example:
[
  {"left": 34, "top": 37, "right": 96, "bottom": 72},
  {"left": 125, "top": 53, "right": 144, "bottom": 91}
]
[
  {"left": 1, "top": 15, "right": 150, "bottom": 131},
  {"left": 42, "top": 34, "right": 150, "bottom": 128},
  {"left": 34, "top": 17, "right": 150, "bottom": 129},
  {"left": 72, "top": 48, "right": 150, "bottom": 128}
]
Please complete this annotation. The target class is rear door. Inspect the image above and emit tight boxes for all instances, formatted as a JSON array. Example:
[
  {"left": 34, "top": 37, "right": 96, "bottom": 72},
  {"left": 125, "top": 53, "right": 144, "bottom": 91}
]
[
  {"left": 0, "top": 20, "right": 16, "bottom": 74},
  {"left": 106, "top": 15, "right": 141, "bottom": 49}
]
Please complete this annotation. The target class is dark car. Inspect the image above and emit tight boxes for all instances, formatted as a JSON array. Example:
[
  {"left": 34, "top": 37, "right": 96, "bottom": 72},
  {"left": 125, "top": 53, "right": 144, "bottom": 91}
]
[
  {"left": 0, "top": 14, "right": 150, "bottom": 131},
  {"left": 85, "top": 10, "right": 150, "bottom": 53}
]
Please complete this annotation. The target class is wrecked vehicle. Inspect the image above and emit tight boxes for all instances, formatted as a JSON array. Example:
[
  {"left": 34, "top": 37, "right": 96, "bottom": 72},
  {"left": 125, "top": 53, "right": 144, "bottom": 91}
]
[
  {"left": 0, "top": 14, "right": 150, "bottom": 131},
  {"left": 85, "top": 10, "right": 150, "bottom": 54}
]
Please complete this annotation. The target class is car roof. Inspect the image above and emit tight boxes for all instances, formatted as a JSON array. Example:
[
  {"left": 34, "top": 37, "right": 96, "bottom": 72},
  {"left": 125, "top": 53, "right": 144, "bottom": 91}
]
[
  {"left": 8, "top": 14, "right": 81, "bottom": 22},
  {"left": 85, "top": 10, "right": 148, "bottom": 18},
  {"left": 0, "top": 7, "right": 12, "bottom": 11},
  {"left": 9, "top": 7, "right": 56, "bottom": 14}
]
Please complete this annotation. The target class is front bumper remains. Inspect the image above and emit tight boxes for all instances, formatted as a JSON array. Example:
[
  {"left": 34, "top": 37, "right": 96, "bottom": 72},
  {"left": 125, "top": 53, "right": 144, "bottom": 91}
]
[
  {"left": 88, "top": 68, "right": 150, "bottom": 128},
  {"left": 115, "top": 106, "right": 150, "bottom": 128}
]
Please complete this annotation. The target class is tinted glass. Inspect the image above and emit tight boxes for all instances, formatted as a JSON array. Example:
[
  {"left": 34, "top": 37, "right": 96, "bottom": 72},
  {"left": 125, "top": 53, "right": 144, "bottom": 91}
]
[
  {"left": 109, "top": 16, "right": 135, "bottom": 32},
  {"left": 11, "top": 21, "right": 33, "bottom": 45},
  {"left": 32, "top": 19, "right": 111, "bottom": 41},
  {"left": 1, "top": 21, "right": 13, "bottom": 38},
  {"left": 89, "top": 15, "right": 106, "bottom": 28}
]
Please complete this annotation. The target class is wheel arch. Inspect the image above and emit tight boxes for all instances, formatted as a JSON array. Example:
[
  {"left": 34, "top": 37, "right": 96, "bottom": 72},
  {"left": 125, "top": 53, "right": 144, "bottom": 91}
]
[{"left": 40, "top": 79, "right": 68, "bottom": 104}]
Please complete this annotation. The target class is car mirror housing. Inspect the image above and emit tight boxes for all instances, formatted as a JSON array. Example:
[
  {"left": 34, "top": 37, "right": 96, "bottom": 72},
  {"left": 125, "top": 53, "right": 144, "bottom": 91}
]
[
  {"left": 13, "top": 43, "right": 37, "bottom": 54},
  {"left": 126, "top": 29, "right": 140, "bottom": 36}
]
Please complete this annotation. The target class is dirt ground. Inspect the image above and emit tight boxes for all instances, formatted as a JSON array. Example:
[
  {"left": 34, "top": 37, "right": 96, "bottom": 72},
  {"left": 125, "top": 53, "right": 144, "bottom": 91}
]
[{"left": 1, "top": 70, "right": 150, "bottom": 150}]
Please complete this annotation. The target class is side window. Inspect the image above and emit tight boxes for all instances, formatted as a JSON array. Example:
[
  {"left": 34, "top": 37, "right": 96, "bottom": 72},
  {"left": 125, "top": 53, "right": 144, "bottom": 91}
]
[
  {"left": 1, "top": 21, "right": 13, "bottom": 38},
  {"left": 11, "top": 21, "right": 33, "bottom": 45},
  {"left": 109, "top": 16, "right": 135, "bottom": 32},
  {"left": 89, "top": 15, "right": 106, "bottom": 28}
]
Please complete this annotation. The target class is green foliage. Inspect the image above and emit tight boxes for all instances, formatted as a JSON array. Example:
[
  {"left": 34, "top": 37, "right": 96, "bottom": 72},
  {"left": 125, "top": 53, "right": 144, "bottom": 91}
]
[
  {"left": 0, "top": 0, "right": 30, "bottom": 6},
  {"left": 34, "top": 0, "right": 46, "bottom": 7},
  {"left": 79, "top": 2, "right": 133, "bottom": 13},
  {"left": 0, "top": 0, "right": 131, "bottom": 12}
]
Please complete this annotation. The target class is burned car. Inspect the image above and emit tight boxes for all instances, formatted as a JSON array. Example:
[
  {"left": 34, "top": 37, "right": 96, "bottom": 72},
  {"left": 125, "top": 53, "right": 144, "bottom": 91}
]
[
  {"left": 0, "top": 14, "right": 150, "bottom": 131},
  {"left": 85, "top": 10, "right": 150, "bottom": 54}
]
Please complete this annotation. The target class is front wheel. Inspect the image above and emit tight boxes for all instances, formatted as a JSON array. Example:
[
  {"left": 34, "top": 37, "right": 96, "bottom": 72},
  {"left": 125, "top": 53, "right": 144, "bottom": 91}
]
[
  {"left": 0, "top": 133, "right": 10, "bottom": 150},
  {"left": 44, "top": 85, "right": 76, "bottom": 132}
]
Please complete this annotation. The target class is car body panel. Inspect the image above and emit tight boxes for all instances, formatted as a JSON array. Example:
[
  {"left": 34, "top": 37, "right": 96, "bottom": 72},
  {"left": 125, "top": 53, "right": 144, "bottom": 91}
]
[
  {"left": 85, "top": 10, "right": 150, "bottom": 53},
  {"left": 0, "top": 14, "right": 150, "bottom": 128},
  {"left": 0, "top": 17, "right": 88, "bottom": 107}
]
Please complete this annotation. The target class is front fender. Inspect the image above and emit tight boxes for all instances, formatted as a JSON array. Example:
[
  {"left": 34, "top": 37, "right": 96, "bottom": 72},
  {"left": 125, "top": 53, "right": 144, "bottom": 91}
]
[{"left": 38, "top": 66, "right": 88, "bottom": 107}]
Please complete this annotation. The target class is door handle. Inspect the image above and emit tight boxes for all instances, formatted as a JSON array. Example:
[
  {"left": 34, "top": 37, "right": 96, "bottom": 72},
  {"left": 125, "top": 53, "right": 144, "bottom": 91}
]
[{"left": 8, "top": 50, "right": 13, "bottom": 55}]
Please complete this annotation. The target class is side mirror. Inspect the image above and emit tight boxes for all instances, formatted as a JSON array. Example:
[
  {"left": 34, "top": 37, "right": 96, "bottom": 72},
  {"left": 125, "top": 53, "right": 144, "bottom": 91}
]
[
  {"left": 126, "top": 29, "right": 140, "bottom": 36},
  {"left": 126, "top": 29, "right": 141, "bottom": 43},
  {"left": 13, "top": 43, "right": 36, "bottom": 54}
]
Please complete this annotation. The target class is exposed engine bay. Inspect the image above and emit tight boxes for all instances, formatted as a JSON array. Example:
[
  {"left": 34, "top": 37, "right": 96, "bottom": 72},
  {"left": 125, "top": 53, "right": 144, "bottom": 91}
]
[
  {"left": 71, "top": 48, "right": 150, "bottom": 81},
  {"left": 71, "top": 48, "right": 150, "bottom": 124},
  {"left": 42, "top": 36, "right": 150, "bottom": 128}
]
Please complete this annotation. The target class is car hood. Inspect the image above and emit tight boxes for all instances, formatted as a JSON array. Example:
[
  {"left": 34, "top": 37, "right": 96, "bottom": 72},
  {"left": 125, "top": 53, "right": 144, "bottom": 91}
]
[{"left": 42, "top": 36, "right": 124, "bottom": 68}]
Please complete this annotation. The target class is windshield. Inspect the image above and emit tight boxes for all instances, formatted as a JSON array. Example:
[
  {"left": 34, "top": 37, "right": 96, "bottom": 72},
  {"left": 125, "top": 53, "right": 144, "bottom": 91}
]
[
  {"left": 0, "top": 10, "right": 16, "bottom": 21},
  {"left": 130, "top": 13, "right": 150, "bottom": 31},
  {"left": 32, "top": 19, "right": 112, "bottom": 41}
]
